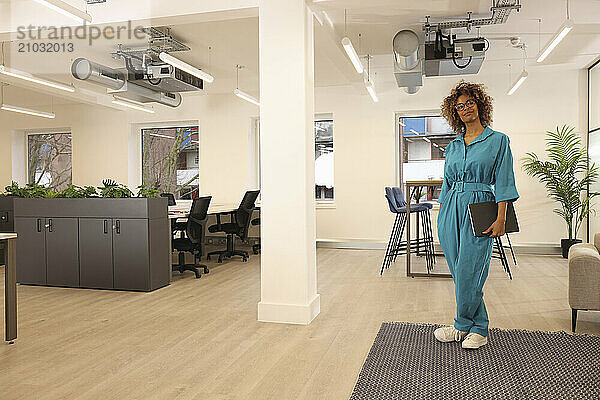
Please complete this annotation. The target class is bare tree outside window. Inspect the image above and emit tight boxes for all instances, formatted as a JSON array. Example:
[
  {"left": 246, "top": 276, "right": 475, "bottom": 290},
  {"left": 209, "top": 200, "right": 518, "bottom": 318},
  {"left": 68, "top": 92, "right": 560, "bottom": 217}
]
[
  {"left": 141, "top": 126, "right": 199, "bottom": 199},
  {"left": 28, "top": 133, "right": 72, "bottom": 191}
]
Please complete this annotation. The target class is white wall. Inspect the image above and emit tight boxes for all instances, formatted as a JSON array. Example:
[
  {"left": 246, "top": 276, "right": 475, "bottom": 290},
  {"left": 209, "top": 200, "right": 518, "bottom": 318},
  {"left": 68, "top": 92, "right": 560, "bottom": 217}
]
[
  {"left": 0, "top": 67, "right": 592, "bottom": 246},
  {"left": 0, "top": 91, "right": 258, "bottom": 206},
  {"left": 313, "top": 68, "right": 589, "bottom": 245}
]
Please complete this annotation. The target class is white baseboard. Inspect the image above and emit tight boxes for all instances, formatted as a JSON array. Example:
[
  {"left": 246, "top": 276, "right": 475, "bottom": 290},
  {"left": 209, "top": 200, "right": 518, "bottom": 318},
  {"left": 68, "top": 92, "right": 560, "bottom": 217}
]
[
  {"left": 316, "top": 239, "right": 562, "bottom": 255},
  {"left": 258, "top": 294, "right": 321, "bottom": 325}
]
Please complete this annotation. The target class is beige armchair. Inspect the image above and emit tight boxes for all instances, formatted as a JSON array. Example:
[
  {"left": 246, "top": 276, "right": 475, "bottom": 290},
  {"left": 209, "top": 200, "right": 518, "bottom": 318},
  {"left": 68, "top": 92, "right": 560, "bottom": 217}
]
[{"left": 568, "top": 233, "right": 600, "bottom": 332}]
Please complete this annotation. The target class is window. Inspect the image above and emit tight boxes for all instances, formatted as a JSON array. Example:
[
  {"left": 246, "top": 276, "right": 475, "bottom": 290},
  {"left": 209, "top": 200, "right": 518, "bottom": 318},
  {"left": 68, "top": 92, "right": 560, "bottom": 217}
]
[
  {"left": 315, "top": 119, "right": 334, "bottom": 201},
  {"left": 141, "top": 126, "right": 199, "bottom": 200},
  {"left": 251, "top": 117, "right": 335, "bottom": 202},
  {"left": 399, "top": 115, "right": 454, "bottom": 202},
  {"left": 589, "top": 60, "right": 600, "bottom": 194},
  {"left": 27, "top": 133, "right": 72, "bottom": 190}
]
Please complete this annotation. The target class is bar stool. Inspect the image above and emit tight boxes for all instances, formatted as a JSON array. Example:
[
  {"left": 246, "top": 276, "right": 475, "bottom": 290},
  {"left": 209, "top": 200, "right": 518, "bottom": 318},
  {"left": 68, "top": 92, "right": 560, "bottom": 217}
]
[
  {"left": 380, "top": 187, "right": 434, "bottom": 275},
  {"left": 391, "top": 187, "right": 435, "bottom": 269},
  {"left": 492, "top": 234, "right": 516, "bottom": 280}
]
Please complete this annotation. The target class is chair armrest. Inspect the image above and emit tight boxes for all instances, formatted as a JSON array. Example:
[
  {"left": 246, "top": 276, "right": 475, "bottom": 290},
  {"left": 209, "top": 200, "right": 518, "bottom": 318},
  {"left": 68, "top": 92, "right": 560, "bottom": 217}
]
[
  {"left": 568, "top": 243, "right": 600, "bottom": 310},
  {"left": 594, "top": 232, "right": 600, "bottom": 253}
]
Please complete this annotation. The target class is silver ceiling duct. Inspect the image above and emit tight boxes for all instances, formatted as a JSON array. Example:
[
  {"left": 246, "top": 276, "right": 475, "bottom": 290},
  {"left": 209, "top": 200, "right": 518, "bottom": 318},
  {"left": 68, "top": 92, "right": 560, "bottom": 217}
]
[
  {"left": 393, "top": 30, "right": 419, "bottom": 71},
  {"left": 71, "top": 58, "right": 125, "bottom": 90},
  {"left": 393, "top": 30, "right": 422, "bottom": 94},
  {"left": 71, "top": 58, "right": 181, "bottom": 108}
]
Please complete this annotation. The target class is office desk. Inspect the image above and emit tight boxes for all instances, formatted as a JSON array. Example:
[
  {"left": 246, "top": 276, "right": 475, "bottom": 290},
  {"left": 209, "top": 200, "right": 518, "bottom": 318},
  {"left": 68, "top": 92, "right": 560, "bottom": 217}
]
[
  {"left": 168, "top": 203, "right": 239, "bottom": 220},
  {"left": 1, "top": 233, "right": 17, "bottom": 343},
  {"left": 405, "top": 180, "right": 451, "bottom": 279}
]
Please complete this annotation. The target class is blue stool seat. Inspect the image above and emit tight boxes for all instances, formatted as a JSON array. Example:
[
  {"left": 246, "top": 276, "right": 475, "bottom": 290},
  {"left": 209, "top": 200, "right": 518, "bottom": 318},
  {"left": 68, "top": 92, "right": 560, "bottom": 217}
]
[{"left": 397, "top": 204, "right": 430, "bottom": 213}]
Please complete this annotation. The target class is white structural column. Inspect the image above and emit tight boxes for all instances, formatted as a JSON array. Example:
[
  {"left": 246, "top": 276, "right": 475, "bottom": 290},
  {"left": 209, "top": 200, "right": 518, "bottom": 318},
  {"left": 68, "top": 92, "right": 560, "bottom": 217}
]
[{"left": 258, "top": 0, "right": 319, "bottom": 324}]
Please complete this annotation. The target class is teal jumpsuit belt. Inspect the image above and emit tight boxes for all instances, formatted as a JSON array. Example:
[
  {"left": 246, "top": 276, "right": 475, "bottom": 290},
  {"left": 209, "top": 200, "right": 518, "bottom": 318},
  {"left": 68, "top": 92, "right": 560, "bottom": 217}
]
[
  {"left": 438, "top": 181, "right": 495, "bottom": 337},
  {"left": 450, "top": 182, "right": 493, "bottom": 193}
]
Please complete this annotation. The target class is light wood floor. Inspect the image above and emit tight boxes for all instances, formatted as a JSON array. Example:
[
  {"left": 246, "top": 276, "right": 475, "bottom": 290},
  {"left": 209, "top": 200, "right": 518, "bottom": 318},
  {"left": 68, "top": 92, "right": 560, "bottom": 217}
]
[{"left": 1, "top": 248, "right": 599, "bottom": 400}]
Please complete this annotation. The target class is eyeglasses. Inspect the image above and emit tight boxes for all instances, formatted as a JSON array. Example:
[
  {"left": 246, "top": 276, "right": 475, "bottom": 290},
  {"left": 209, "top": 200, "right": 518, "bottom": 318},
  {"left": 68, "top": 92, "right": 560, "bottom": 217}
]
[{"left": 455, "top": 99, "right": 476, "bottom": 112}]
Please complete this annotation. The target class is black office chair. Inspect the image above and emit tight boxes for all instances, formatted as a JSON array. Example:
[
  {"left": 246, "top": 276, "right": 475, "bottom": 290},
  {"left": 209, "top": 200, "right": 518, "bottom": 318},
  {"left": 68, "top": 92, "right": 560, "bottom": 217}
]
[
  {"left": 172, "top": 196, "right": 211, "bottom": 278},
  {"left": 162, "top": 192, "right": 187, "bottom": 235},
  {"left": 207, "top": 190, "right": 260, "bottom": 263},
  {"left": 161, "top": 193, "right": 176, "bottom": 206},
  {"left": 251, "top": 217, "right": 260, "bottom": 254}
]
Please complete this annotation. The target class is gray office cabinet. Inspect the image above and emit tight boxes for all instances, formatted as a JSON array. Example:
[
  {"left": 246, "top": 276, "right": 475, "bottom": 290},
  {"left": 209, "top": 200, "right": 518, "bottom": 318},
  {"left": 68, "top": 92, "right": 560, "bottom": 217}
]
[
  {"left": 113, "top": 219, "right": 150, "bottom": 291},
  {"left": 0, "top": 197, "right": 170, "bottom": 292},
  {"left": 79, "top": 218, "right": 114, "bottom": 289},
  {"left": 14, "top": 217, "right": 46, "bottom": 285},
  {"left": 45, "top": 218, "right": 80, "bottom": 286}
]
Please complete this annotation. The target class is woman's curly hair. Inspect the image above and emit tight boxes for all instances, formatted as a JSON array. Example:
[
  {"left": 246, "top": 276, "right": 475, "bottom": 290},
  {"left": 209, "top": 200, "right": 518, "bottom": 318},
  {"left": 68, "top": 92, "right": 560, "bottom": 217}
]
[{"left": 441, "top": 80, "right": 494, "bottom": 134}]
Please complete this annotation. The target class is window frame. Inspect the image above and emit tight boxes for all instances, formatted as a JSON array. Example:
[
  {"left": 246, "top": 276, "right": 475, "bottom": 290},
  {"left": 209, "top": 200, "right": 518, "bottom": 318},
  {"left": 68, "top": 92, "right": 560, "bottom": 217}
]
[
  {"left": 250, "top": 114, "right": 336, "bottom": 208},
  {"left": 140, "top": 125, "right": 200, "bottom": 200},
  {"left": 26, "top": 130, "right": 73, "bottom": 190},
  {"left": 314, "top": 116, "right": 335, "bottom": 205},
  {"left": 586, "top": 56, "right": 600, "bottom": 242},
  {"left": 395, "top": 110, "right": 453, "bottom": 188}
]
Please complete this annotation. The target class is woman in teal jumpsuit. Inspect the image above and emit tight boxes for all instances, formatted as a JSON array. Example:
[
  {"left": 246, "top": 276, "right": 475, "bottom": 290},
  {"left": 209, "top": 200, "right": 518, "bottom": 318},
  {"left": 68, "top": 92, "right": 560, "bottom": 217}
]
[{"left": 435, "top": 81, "right": 519, "bottom": 349}]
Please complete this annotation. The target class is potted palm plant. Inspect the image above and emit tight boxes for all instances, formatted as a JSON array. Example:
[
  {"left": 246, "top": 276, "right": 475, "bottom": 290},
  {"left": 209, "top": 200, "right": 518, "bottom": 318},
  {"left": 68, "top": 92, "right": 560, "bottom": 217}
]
[{"left": 522, "top": 125, "right": 599, "bottom": 258}]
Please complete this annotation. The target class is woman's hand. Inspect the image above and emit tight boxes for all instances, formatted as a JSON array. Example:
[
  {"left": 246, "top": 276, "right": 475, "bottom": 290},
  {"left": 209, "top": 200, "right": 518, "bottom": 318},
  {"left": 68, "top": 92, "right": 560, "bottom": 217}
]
[{"left": 482, "top": 218, "right": 505, "bottom": 238}]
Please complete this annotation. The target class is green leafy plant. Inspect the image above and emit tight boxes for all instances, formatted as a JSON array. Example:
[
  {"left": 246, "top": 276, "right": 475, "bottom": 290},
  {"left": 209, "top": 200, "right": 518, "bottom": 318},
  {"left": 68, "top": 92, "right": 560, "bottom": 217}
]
[
  {"left": 2, "top": 181, "right": 55, "bottom": 198},
  {"left": 57, "top": 184, "right": 98, "bottom": 198},
  {"left": 97, "top": 179, "right": 133, "bottom": 198},
  {"left": 136, "top": 184, "right": 159, "bottom": 198},
  {"left": 522, "top": 125, "right": 599, "bottom": 240}
]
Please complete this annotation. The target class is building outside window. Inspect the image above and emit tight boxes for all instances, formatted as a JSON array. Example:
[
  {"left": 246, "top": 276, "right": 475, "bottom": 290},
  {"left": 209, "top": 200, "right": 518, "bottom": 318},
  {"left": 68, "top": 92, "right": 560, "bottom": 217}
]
[
  {"left": 315, "top": 119, "right": 334, "bottom": 200},
  {"left": 400, "top": 115, "right": 454, "bottom": 202},
  {"left": 141, "top": 126, "right": 199, "bottom": 199},
  {"left": 27, "top": 133, "right": 72, "bottom": 191}
]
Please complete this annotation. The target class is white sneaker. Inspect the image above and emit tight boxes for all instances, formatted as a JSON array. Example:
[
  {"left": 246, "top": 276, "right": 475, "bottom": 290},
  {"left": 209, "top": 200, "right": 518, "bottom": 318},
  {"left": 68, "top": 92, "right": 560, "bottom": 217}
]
[
  {"left": 434, "top": 326, "right": 468, "bottom": 343},
  {"left": 461, "top": 332, "right": 488, "bottom": 349}
]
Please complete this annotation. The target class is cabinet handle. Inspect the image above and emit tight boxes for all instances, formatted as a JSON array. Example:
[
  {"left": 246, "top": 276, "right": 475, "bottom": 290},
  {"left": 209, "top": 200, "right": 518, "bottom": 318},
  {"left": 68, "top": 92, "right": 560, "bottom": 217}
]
[
  {"left": 104, "top": 220, "right": 108, "bottom": 234},
  {"left": 47, "top": 219, "right": 53, "bottom": 232},
  {"left": 37, "top": 219, "right": 42, "bottom": 232},
  {"left": 115, "top": 220, "right": 120, "bottom": 234}
]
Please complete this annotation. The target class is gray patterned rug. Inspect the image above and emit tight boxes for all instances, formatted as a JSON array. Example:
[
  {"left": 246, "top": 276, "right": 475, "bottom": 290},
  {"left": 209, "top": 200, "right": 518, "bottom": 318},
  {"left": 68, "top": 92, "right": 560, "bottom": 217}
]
[{"left": 350, "top": 322, "right": 600, "bottom": 400}]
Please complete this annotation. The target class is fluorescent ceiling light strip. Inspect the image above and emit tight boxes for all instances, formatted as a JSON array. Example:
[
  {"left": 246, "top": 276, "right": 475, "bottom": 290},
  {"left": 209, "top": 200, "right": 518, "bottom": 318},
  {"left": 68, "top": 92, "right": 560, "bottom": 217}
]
[
  {"left": 423, "top": 137, "right": 431, "bottom": 143},
  {"left": 410, "top": 129, "right": 419, "bottom": 134},
  {"left": 310, "top": 8, "right": 323, "bottom": 25},
  {"left": 34, "top": 0, "right": 92, "bottom": 24},
  {"left": 363, "top": 75, "right": 378, "bottom": 103},
  {"left": 234, "top": 89, "right": 260, "bottom": 106},
  {"left": 322, "top": 11, "right": 334, "bottom": 29},
  {"left": 399, "top": 120, "right": 406, "bottom": 127},
  {"left": 112, "top": 98, "right": 155, "bottom": 113},
  {"left": 0, "top": 65, "right": 74, "bottom": 93},
  {"left": 159, "top": 52, "right": 214, "bottom": 83},
  {"left": 1, "top": 104, "right": 55, "bottom": 119},
  {"left": 536, "top": 19, "right": 574, "bottom": 63},
  {"left": 341, "top": 37, "right": 364, "bottom": 74},
  {"left": 365, "top": 84, "right": 378, "bottom": 102},
  {"left": 507, "top": 70, "right": 528, "bottom": 95}
]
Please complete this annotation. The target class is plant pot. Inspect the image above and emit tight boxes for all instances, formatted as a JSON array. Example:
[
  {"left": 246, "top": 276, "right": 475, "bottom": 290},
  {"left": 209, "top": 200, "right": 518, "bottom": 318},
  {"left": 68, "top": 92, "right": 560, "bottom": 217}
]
[{"left": 561, "top": 238, "right": 582, "bottom": 258}]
